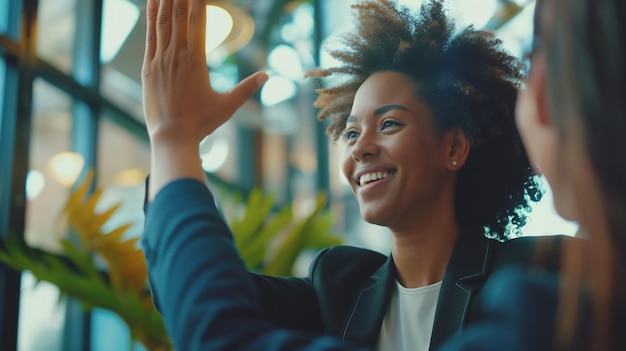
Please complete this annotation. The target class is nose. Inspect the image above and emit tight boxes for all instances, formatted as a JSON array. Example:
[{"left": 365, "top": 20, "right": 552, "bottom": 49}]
[{"left": 351, "top": 130, "right": 380, "bottom": 161}]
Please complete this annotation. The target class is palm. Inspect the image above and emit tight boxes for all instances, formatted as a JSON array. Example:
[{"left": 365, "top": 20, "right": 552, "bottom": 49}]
[{"left": 142, "top": 0, "right": 266, "bottom": 144}]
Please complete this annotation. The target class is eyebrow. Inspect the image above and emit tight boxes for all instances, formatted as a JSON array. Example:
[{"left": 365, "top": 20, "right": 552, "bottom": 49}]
[{"left": 346, "top": 104, "right": 409, "bottom": 123}]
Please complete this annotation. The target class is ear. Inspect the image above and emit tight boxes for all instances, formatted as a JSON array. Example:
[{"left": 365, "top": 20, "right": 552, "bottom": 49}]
[{"left": 444, "top": 127, "right": 470, "bottom": 171}]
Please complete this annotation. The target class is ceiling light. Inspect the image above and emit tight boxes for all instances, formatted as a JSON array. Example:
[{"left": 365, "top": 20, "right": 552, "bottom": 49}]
[
  {"left": 101, "top": 0, "right": 140, "bottom": 63},
  {"left": 205, "top": 1, "right": 255, "bottom": 66}
]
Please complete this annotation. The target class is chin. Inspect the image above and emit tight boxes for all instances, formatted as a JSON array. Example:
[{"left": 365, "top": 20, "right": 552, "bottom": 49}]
[
  {"left": 359, "top": 208, "right": 389, "bottom": 227},
  {"left": 553, "top": 197, "right": 578, "bottom": 222}
]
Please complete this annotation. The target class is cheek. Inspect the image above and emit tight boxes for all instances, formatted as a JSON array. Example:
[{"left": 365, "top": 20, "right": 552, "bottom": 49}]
[
  {"left": 549, "top": 140, "right": 584, "bottom": 221},
  {"left": 515, "top": 92, "right": 543, "bottom": 171},
  {"left": 564, "top": 146, "right": 604, "bottom": 226},
  {"left": 340, "top": 148, "right": 354, "bottom": 186}
]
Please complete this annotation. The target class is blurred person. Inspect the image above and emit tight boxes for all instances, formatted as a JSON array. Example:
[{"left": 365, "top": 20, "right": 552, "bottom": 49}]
[{"left": 440, "top": 0, "right": 625, "bottom": 349}]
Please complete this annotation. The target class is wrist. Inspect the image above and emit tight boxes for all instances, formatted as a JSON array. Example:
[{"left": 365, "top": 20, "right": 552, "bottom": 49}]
[
  {"left": 149, "top": 124, "right": 200, "bottom": 149},
  {"left": 148, "top": 134, "right": 206, "bottom": 201}
]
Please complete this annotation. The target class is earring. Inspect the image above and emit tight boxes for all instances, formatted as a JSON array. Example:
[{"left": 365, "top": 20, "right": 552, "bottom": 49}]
[{"left": 451, "top": 160, "right": 458, "bottom": 166}]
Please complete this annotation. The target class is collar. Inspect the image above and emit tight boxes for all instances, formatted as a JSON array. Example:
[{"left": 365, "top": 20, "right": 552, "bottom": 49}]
[
  {"left": 340, "top": 255, "right": 396, "bottom": 346},
  {"left": 429, "top": 231, "right": 492, "bottom": 350},
  {"left": 339, "top": 230, "right": 492, "bottom": 349}
]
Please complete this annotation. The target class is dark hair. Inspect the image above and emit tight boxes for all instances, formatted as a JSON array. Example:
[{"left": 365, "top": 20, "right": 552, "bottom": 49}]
[
  {"left": 306, "top": 0, "right": 542, "bottom": 240},
  {"left": 542, "top": 0, "right": 626, "bottom": 348}
]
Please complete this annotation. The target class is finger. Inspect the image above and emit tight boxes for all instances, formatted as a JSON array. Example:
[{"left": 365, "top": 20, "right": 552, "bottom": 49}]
[
  {"left": 143, "top": 0, "right": 158, "bottom": 64},
  {"left": 223, "top": 72, "right": 269, "bottom": 114},
  {"left": 156, "top": 0, "right": 174, "bottom": 50},
  {"left": 188, "top": 0, "right": 206, "bottom": 58},
  {"left": 171, "top": 0, "right": 189, "bottom": 50}
]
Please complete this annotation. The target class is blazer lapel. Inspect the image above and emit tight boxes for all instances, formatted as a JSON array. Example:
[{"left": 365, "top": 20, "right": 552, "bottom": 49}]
[
  {"left": 429, "top": 232, "right": 492, "bottom": 350},
  {"left": 341, "top": 256, "right": 395, "bottom": 347}
]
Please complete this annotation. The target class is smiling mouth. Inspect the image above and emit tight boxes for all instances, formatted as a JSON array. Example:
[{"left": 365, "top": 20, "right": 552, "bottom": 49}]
[{"left": 358, "top": 171, "right": 392, "bottom": 186}]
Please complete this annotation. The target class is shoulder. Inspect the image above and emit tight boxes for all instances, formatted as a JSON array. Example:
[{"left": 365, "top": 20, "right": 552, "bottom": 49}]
[
  {"left": 441, "top": 266, "right": 561, "bottom": 351},
  {"left": 309, "top": 245, "right": 389, "bottom": 291},
  {"left": 310, "top": 245, "right": 388, "bottom": 277},
  {"left": 490, "top": 234, "right": 584, "bottom": 272}
]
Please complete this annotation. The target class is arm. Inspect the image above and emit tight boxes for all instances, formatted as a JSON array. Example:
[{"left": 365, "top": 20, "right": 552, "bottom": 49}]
[
  {"left": 253, "top": 274, "right": 324, "bottom": 332},
  {"left": 145, "top": 177, "right": 325, "bottom": 333},
  {"left": 143, "top": 179, "right": 363, "bottom": 350},
  {"left": 141, "top": 0, "right": 363, "bottom": 349}
]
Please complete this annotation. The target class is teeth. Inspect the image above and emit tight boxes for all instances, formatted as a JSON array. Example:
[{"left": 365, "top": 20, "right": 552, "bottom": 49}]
[{"left": 359, "top": 172, "right": 390, "bottom": 186}]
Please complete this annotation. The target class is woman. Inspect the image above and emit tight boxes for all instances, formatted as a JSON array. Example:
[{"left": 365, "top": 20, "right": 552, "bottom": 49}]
[
  {"left": 140, "top": 0, "right": 571, "bottom": 350},
  {"left": 441, "top": 0, "right": 626, "bottom": 349}
]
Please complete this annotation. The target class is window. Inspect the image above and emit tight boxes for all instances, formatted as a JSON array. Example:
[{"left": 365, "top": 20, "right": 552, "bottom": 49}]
[
  {"left": 19, "top": 78, "right": 74, "bottom": 351},
  {"left": 36, "top": 0, "right": 76, "bottom": 74}
]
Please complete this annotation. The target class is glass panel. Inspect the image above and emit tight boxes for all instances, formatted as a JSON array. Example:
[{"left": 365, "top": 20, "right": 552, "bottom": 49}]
[
  {"left": 25, "top": 78, "right": 73, "bottom": 250},
  {"left": 96, "top": 115, "right": 149, "bottom": 235},
  {"left": 88, "top": 114, "right": 151, "bottom": 350},
  {"left": 18, "top": 272, "right": 66, "bottom": 351},
  {"left": 0, "top": 0, "right": 9, "bottom": 35},
  {"left": 101, "top": 0, "right": 143, "bottom": 122},
  {"left": 90, "top": 309, "right": 146, "bottom": 351},
  {"left": 18, "top": 78, "right": 74, "bottom": 351},
  {"left": 37, "top": 0, "right": 76, "bottom": 74},
  {"left": 0, "top": 58, "right": 5, "bottom": 125}
]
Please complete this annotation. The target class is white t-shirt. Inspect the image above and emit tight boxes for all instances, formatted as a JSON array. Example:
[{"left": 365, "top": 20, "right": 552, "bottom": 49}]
[{"left": 376, "top": 280, "right": 442, "bottom": 351}]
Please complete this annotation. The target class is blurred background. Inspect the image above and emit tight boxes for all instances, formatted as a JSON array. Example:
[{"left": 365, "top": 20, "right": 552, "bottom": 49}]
[{"left": 0, "top": 0, "right": 578, "bottom": 350}]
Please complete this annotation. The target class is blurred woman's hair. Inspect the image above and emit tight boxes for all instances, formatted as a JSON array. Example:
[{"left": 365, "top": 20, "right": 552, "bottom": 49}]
[{"left": 540, "top": 0, "right": 626, "bottom": 348}]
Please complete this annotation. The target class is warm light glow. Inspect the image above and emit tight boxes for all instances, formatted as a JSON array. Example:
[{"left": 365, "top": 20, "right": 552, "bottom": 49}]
[
  {"left": 48, "top": 151, "right": 85, "bottom": 188},
  {"left": 205, "top": 1, "right": 255, "bottom": 66},
  {"left": 101, "top": 0, "right": 140, "bottom": 63},
  {"left": 205, "top": 5, "right": 234, "bottom": 53},
  {"left": 114, "top": 168, "right": 146, "bottom": 187}
]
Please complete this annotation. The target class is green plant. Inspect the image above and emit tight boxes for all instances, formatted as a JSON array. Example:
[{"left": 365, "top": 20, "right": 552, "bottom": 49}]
[
  {"left": 0, "top": 173, "right": 342, "bottom": 350},
  {"left": 215, "top": 186, "right": 343, "bottom": 276}
]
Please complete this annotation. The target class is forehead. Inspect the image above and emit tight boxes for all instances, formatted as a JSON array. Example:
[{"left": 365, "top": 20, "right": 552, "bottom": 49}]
[
  {"left": 352, "top": 71, "right": 419, "bottom": 109},
  {"left": 349, "top": 71, "right": 431, "bottom": 119}
]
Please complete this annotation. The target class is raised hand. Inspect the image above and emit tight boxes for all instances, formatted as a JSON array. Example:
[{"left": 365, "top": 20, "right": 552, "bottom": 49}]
[
  {"left": 141, "top": 0, "right": 267, "bottom": 199},
  {"left": 142, "top": 0, "right": 267, "bottom": 145}
]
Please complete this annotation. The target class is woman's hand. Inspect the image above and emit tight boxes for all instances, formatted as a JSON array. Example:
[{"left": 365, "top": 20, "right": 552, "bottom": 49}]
[
  {"left": 141, "top": 0, "right": 267, "bottom": 199},
  {"left": 142, "top": 0, "right": 267, "bottom": 146}
]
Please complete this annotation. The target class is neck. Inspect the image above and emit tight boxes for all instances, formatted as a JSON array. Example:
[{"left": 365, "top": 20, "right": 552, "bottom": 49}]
[{"left": 390, "top": 214, "right": 458, "bottom": 289}]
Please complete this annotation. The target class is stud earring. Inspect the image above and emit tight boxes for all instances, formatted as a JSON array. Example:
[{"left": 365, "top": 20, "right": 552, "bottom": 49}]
[{"left": 451, "top": 161, "right": 458, "bottom": 166}]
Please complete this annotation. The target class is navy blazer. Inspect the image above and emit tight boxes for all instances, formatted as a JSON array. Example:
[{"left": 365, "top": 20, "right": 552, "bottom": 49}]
[
  {"left": 252, "top": 229, "right": 569, "bottom": 350},
  {"left": 143, "top": 179, "right": 574, "bottom": 351}
]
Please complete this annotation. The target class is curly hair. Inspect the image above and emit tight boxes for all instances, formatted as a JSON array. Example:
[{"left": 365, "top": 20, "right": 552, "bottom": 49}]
[{"left": 305, "top": 0, "right": 543, "bottom": 240}]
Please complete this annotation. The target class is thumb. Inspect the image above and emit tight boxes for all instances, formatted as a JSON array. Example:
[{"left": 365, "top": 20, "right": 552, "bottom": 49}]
[{"left": 224, "top": 72, "right": 269, "bottom": 113}]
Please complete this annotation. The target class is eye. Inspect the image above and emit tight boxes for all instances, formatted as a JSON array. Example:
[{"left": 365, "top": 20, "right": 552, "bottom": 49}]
[
  {"left": 380, "top": 119, "right": 402, "bottom": 130},
  {"left": 342, "top": 128, "right": 360, "bottom": 141}
]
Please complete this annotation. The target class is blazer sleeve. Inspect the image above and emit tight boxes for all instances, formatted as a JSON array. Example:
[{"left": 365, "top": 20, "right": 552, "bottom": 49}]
[
  {"left": 142, "top": 178, "right": 369, "bottom": 351},
  {"left": 146, "top": 175, "right": 324, "bottom": 333},
  {"left": 251, "top": 273, "right": 324, "bottom": 333}
]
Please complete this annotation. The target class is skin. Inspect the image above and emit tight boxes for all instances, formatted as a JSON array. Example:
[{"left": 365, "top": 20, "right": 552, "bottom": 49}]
[
  {"left": 342, "top": 71, "right": 470, "bottom": 288},
  {"left": 142, "top": 0, "right": 267, "bottom": 200}
]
